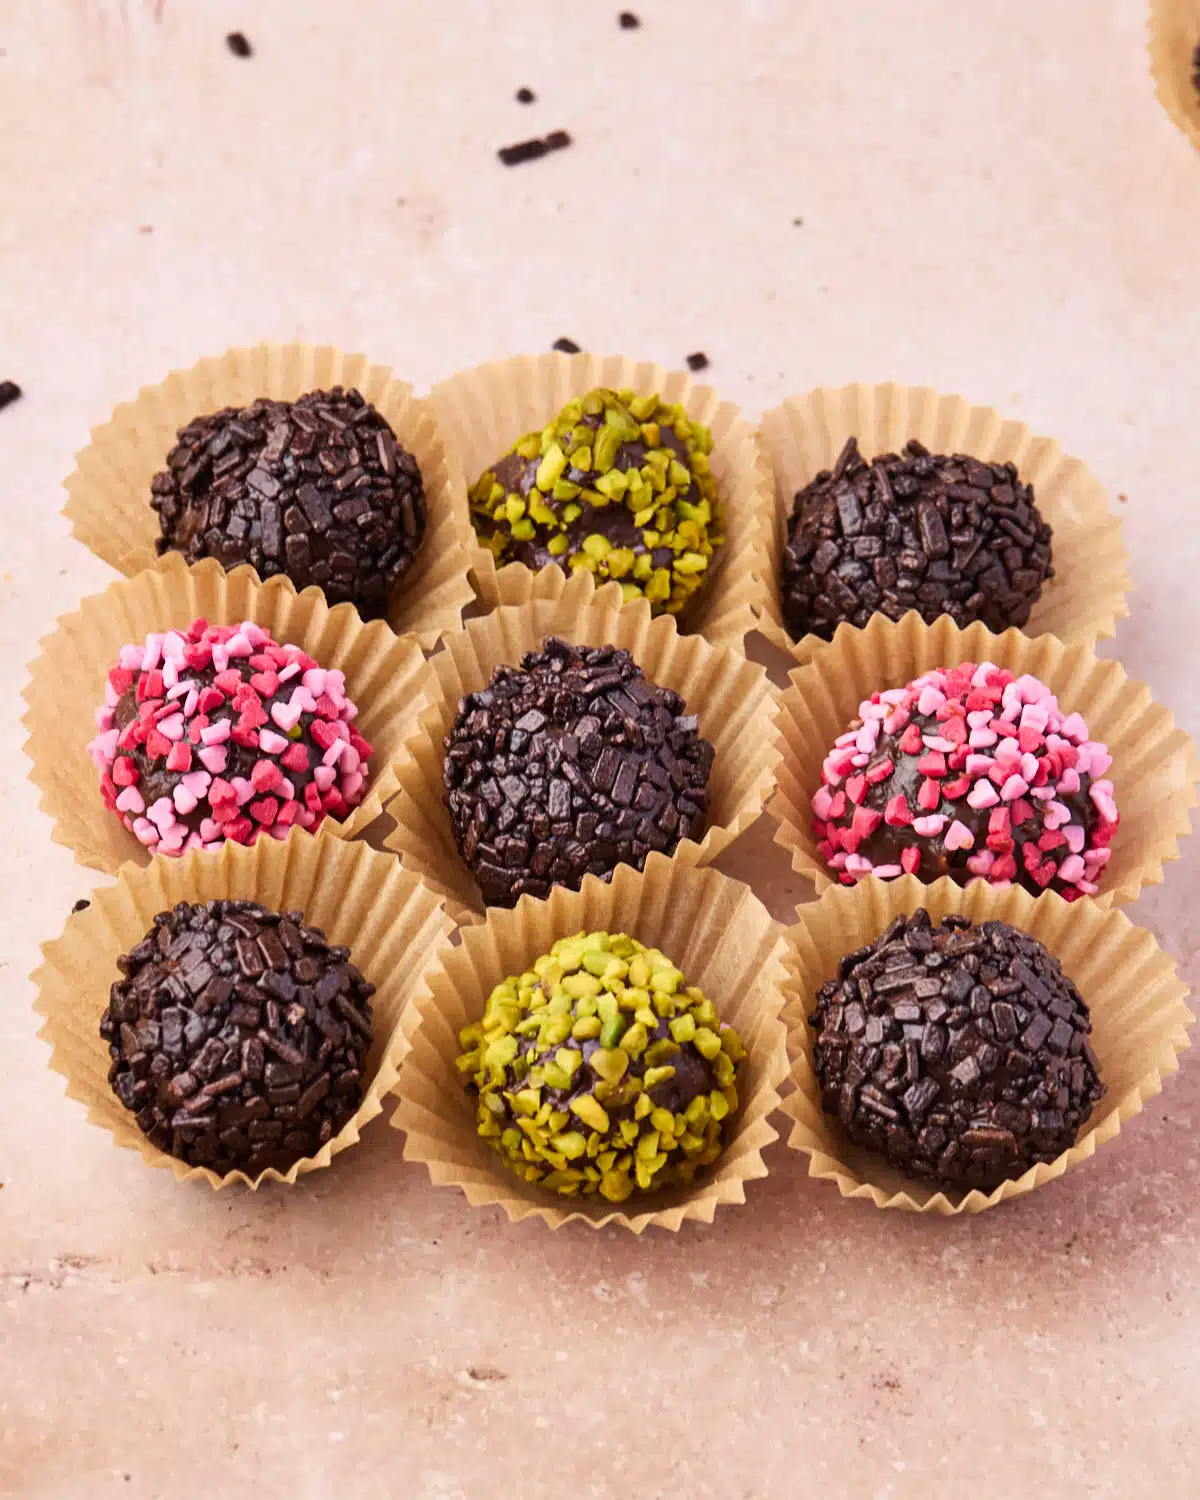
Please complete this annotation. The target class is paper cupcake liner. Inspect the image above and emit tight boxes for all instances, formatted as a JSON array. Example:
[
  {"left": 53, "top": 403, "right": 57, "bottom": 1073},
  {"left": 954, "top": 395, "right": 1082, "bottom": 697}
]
[
  {"left": 23, "top": 552, "right": 434, "bottom": 875},
  {"left": 62, "top": 341, "right": 476, "bottom": 650},
  {"left": 771, "top": 611, "right": 1198, "bottom": 909},
  {"left": 382, "top": 568, "right": 779, "bottom": 924},
  {"left": 752, "top": 383, "right": 1131, "bottom": 666},
  {"left": 391, "top": 854, "right": 790, "bottom": 1231},
  {"left": 429, "top": 351, "right": 769, "bottom": 653},
  {"left": 1149, "top": 0, "right": 1200, "bottom": 152},
  {"left": 31, "top": 833, "right": 455, "bottom": 1189},
  {"left": 779, "top": 874, "right": 1193, "bottom": 1214}
]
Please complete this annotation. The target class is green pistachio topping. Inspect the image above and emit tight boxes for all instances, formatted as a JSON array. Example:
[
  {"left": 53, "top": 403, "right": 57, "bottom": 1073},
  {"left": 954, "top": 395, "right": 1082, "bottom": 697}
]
[
  {"left": 467, "top": 387, "right": 724, "bottom": 618},
  {"left": 456, "top": 930, "right": 744, "bottom": 1202}
]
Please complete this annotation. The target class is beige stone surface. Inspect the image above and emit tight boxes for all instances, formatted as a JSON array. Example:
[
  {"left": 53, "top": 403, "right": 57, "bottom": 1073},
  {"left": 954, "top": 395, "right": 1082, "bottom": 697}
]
[{"left": 2, "top": 1, "right": 1199, "bottom": 1496}]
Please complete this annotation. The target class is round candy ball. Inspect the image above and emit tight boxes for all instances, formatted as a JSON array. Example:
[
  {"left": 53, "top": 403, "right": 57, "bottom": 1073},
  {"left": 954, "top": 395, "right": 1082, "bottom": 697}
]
[
  {"left": 780, "top": 437, "right": 1054, "bottom": 642},
  {"left": 468, "top": 386, "right": 724, "bottom": 616},
  {"left": 812, "top": 663, "right": 1117, "bottom": 899},
  {"left": 457, "top": 930, "right": 746, "bottom": 1202},
  {"left": 101, "top": 898, "right": 375, "bottom": 1175},
  {"left": 809, "top": 909, "right": 1105, "bottom": 1190},
  {"left": 88, "top": 619, "right": 372, "bottom": 856},
  {"left": 150, "top": 387, "right": 427, "bottom": 621},
  {"left": 443, "top": 637, "right": 713, "bottom": 908}
]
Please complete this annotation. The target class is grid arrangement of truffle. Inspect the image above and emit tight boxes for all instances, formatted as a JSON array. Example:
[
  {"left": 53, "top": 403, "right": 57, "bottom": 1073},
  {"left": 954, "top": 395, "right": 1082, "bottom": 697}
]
[
  {"left": 151, "top": 387, "right": 427, "bottom": 621},
  {"left": 443, "top": 637, "right": 713, "bottom": 908},
  {"left": 808, "top": 909, "right": 1105, "bottom": 1191},
  {"left": 101, "top": 898, "right": 374, "bottom": 1176}
]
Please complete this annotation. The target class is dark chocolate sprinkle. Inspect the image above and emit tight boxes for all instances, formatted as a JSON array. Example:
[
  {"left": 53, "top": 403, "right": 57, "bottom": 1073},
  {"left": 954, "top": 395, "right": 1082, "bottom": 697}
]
[
  {"left": 808, "top": 910, "right": 1104, "bottom": 1191},
  {"left": 101, "top": 899, "right": 373, "bottom": 1175},
  {"left": 497, "top": 131, "right": 572, "bottom": 167},
  {"left": 685, "top": 352, "right": 709, "bottom": 372},
  {"left": 225, "top": 32, "right": 252, "bottom": 58},
  {"left": 0, "top": 380, "right": 22, "bottom": 412},
  {"left": 71, "top": 899, "right": 91, "bottom": 914},
  {"left": 444, "top": 637, "right": 713, "bottom": 908},
  {"left": 619, "top": 10, "right": 641, "bottom": 27},
  {"left": 516, "top": 87, "right": 535, "bottom": 104},
  {"left": 552, "top": 337, "right": 581, "bottom": 354}
]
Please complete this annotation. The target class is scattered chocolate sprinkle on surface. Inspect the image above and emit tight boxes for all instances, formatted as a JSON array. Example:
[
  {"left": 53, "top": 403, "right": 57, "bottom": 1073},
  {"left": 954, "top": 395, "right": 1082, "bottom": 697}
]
[
  {"left": 516, "top": 86, "right": 535, "bottom": 104},
  {"left": 0, "top": 380, "right": 22, "bottom": 412},
  {"left": 809, "top": 908, "right": 1105, "bottom": 1191},
  {"left": 71, "top": 899, "right": 91, "bottom": 914},
  {"left": 444, "top": 637, "right": 713, "bottom": 909},
  {"left": 150, "top": 386, "right": 426, "bottom": 620},
  {"left": 619, "top": 10, "right": 641, "bottom": 28},
  {"left": 781, "top": 436, "right": 1054, "bottom": 642},
  {"left": 552, "top": 337, "right": 581, "bottom": 354},
  {"left": 497, "top": 131, "right": 572, "bottom": 167},
  {"left": 101, "top": 898, "right": 374, "bottom": 1176},
  {"left": 685, "top": 352, "right": 709, "bottom": 372},
  {"left": 225, "top": 31, "right": 253, "bottom": 58}
]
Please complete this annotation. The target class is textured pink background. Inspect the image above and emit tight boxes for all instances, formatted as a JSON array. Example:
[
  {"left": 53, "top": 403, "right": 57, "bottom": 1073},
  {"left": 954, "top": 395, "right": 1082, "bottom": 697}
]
[{"left": 2, "top": 2, "right": 1198, "bottom": 1496}]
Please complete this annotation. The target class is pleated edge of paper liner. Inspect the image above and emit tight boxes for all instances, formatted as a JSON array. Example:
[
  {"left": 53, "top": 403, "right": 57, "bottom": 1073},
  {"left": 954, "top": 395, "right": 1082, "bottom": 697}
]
[
  {"left": 387, "top": 853, "right": 792, "bottom": 1232},
  {"left": 773, "top": 873, "right": 1194, "bottom": 1215},
  {"left": 380, "top": 568, "right": 781, "bottom": 925},
  {"left": 60, "top": 339, "right": 477, "bottom": 652},
  {"left": 1148, "top": 0, "right": 1200, "bottom": 153},
  {"left": 428, "top": 350, "right": 770, "bottom": 654},
  {"left": 30, "top": 832, "right": 456, "bottom": 1190},
  {"left": 21, "top": 552, "right": 436, "bottom": 876},
  {"left": 768, "top": 610, "right": 1200, "bottom": 911},
  {"left": 747, "top": 382, "right": 1132, "bottom": 668}
]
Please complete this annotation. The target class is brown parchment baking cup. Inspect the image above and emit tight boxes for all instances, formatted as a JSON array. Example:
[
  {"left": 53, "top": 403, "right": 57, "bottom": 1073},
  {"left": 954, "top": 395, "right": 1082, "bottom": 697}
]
[
  {"left": 771, "top": 611, "right": 1198, "bottom": 909},
  {"left": 779, "top": 874, "right": 1193, "bottom": 1214},
  {"left": 752, "top": 383, "right": 1130, "bottom": 666},
  {"left": 428, "top": 350, "right": 768, "bottom": 652},
  {"left": 391, "top": 854, "right": 790, "bottom": 1231},
  {"left": 23, "top": 552, "right": 434, "bottom": 875},
  {"left": 31, "top": 833, "right": 455, "bottom": 1189},
  {"left": 62, "top": 341, "right": 476, "bottom": 650},
  {"left": 1149, "top": 0, "right": 1200, "bottom": 152},
  {"left": 382, "top": 568, "right": 779, "bottom": 924}
]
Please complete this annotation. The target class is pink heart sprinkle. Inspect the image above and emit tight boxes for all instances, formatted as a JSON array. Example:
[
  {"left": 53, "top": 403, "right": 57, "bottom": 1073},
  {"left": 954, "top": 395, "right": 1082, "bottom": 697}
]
[
  {"left": 259, "top": 728, "right": 289, "bottom": 754},
  {"left": 967, "top": 780, "right": 999, "bottom": 810},
  {"left": 198, "top": 745, "right": 228, "bottom": 774},
  {"left": 1000, "top": 776, "right": 1029, "bottom": 802},
  {"left": 871, "top": 864, "right": 903, "bottom": 879},
  {"left": 271, "top": 702, "right": 303, "bottom": 732},
  {"left": 1058, "top": 855, "right": 1086, "bottom": 883},
  {"left": 200, "top": 720, "right": 231, "bottom": 745},
  {"left": 180, "top": 770, "right": 211, "bottom": 797},
  {"left": 313, "top": 765, "right": 336, "bottom": 792},
  {"left": 115, "top": 786, "right": 145, "bottom": 815},
  {"left": 172, "top": 786, "right": 198, "bottom": 815},
  {"left": 912, "top": 815, "right": 946, "bottom": 837},
  {"left": 943, "top": 819, "right": 975, "bottom": 852}
]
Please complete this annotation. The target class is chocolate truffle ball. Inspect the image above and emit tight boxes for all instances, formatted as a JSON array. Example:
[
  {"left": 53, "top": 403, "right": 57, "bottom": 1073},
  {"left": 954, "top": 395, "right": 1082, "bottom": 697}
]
[
  {"left": 809, "top": 909, "right": 1105, "bottom": 1190},
  {"left": 468, "top": 387, "right": 724, "bottom": 616},
  {"left": 813, "top": 663, "right": 1117, "bottom": 899},
  {"left": 780, "top": 437, "right": 1054, "bottom": 642},
  {"left": 150, "top": 387, "right": 427, "bottom": 621},
  {"left": 444, "top": 638, "right": 713, "bottom": 907},
  {"left": 101, "top": 899, "right": 375, "bottom": 1175},
  {"left": 88, "top": 619, "right": 372, "bottom": 856},
  {"left": 457, "top": 930, "right": 745, "bottom": 1202}
]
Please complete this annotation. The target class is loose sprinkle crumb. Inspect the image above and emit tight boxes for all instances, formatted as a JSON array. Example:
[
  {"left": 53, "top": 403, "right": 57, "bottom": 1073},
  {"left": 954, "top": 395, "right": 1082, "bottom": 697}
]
[
  {"left": 0, "top": 381, "right": 21, "bottom": 412},
  {"left": 516, "top": 87, "right": 535, "bottom": 104},
  {"left": 686, "top": 352, "right": 709, "bottom": 372},
  {"left": 225, "top": 31, "right": 252, "bottom": 58},
  {"left": 497, "top": 131, "right": 572, "bottom": 167},
  {"left": 792, "top": 217, "right": 804, "bottom": 227},
  {"left": 619, "top": 10, "right": 641, "bottom": 28},
  {"left": 552, "top": 337, "right": 581, "bottom": 354},
  {"left": 71, "top": 899, "right": 91, "bottom": 914},
  {"left": 1118, "top": 492, "right": 1128, "bottom": 504}
]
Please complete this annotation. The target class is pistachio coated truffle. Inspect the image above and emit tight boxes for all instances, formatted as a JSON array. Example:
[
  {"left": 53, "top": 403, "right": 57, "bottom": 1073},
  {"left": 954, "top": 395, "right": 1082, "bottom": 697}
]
[
  {"left": 468, "top": 387, "right": 724, "bottom": 615},
  {"left": 813, "top": 663, "right": 1117, "bottom": 899},
  {"left": 809, "top": 910, "right": 1105, "bottom": 1191},
  {"left": 150, "top": 387, "right": 427, "bottom": 621},
  {"left": 457, "top": 930, "right": 745, "bottom": 1202}
]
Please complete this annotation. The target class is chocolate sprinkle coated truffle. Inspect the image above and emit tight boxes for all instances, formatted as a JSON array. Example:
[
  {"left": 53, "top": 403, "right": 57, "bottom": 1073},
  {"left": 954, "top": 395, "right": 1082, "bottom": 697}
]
[
  {"left": 469, "top": 387, "right": 724, "bottom": 616},
  {"left": 457, "top": 929, "right": 745, "bottom": 1201},
  {"left": 814, "top": 663, "right": 1117, "bottom": 898},
  {"left": 101, "top": 899, "right": 374, "bottom": 1176},
  {"left": 781, "top": 437, "right": 1054, "bottom": 642},
  {"left": 809, "top": 909, "right": 1105, "bottom": 1191},
  {"left": 150, "top": 387, "right": 427, "bottom": 621},
  {"left": 444, "top": 638, "right": 713, "bottom": 908}
]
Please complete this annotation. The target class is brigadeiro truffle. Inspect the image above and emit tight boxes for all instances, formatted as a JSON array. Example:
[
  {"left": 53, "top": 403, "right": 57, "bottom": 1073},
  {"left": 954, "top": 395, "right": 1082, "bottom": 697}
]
[
  {"left": 468, "top": 387, "right": 724, "bottom": 616},
  {"left": 457, "top": 929, "right": 745, "bottom": 1202},
  {"left": 150, "top": 387, "right": 427, "bottom": 621},
  {"left": 780, "top": 437, "right": 1053, "bottom": 642},
  {"left": 87, "top": 619, "right": 372, "bottom": 856},
  {"left": 443, "top": 637, "right": 713, "bottom": 908},
  {"left": 813, "top": 662, "right": 1117, "bottom": 898},
  {"left": 809, "top": 909, "right": 1105, "bottom": 1191},
  {"left": 101, "top": 898, "right": 374, "bottom": 1175}
]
